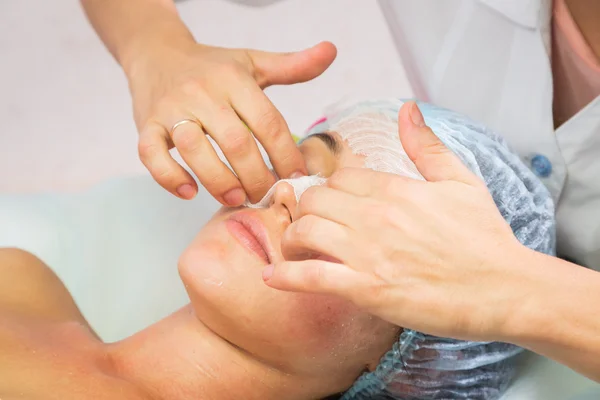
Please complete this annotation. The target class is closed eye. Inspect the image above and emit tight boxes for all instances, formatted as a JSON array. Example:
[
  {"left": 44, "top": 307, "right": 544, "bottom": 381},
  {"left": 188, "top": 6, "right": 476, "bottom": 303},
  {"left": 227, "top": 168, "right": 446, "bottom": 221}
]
[{"left": 300, "top": 132, "right": 340, "bottom": 156}]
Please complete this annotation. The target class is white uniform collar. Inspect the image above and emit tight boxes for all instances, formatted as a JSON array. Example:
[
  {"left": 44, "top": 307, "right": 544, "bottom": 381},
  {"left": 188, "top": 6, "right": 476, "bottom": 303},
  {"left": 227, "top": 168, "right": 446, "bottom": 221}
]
[{"left": 478, "top": 0, "right": 547, "bottom": 28}]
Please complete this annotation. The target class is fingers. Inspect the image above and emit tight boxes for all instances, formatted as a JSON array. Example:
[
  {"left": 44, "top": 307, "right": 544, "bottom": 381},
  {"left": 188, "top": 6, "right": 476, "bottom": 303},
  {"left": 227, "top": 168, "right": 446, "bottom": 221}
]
[
  {"left": 136, "top": 39, "right": 328, "bottom": 203},
  {"left": 325, "top": 167, "right": 418, "bottom": 199},
  {"left": 262, "top": 259, "right": 370, "bottom": 296},
  {"left": 281, "top": 214, "right": 356, "bottom": 262},
  {"left": 295, "top": 185, "right": 363, "bottom": 226},
  {"left": 170, "top": 118, "right": 246, "bottom": 206},
  {"left": 398, "top": 101, "right": 480, "bottom": 185},
  {"left": 197, "top": 101, "right": 277, "bottom": 203},
  {"left": 250, "top": 41, "right": 338, "bottom": 88},
  {"left": 141, "top": 89, "right": 286, "bottom": 204},
  {"left": 229, "top": 84, "right": 307, "bottom": 181},
  {"left": 138, "top": 120, "right": 197, "bottom": 199}
]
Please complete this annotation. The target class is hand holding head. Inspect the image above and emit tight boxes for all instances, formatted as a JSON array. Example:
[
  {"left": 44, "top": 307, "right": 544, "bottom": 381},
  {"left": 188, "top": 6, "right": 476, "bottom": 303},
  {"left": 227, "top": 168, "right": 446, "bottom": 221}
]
[{"left": 263, "top": 101, "right": 532, "bottom": 342}]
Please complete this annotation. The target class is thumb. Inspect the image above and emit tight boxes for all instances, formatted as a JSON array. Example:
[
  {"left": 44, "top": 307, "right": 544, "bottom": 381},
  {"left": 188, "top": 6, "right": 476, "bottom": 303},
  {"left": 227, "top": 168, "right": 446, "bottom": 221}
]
[
  {"left": 262, "top": 260, "right": 364, "bottom": 296},
  {"left": 398, "top": 101, "right": 479, "bottom": 184},
  {"left": 250, "top": 41, "right": 337, "bottom": 88}
]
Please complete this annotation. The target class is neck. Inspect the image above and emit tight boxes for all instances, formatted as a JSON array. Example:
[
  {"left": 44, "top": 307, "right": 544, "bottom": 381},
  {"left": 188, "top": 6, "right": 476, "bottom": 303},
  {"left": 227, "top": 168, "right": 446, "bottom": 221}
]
[{"left": 106, "top": 305, "right": 317, "bottom": 400}]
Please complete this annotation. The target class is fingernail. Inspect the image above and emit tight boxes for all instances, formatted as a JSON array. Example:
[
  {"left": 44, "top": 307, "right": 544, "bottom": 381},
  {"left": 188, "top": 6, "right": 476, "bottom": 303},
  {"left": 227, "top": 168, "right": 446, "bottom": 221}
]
[
  {"left": 262, "top": 265, "right": 274, "bottom": 281},
  {"left": 409, "top": 102, "right": 426, "bottom": 127},
  {"left": 290, "top": 171, "right": 306, "bottom": 179},
  {"left": 223, "top": 188, "right": 246, "bottom": 206},
  {"left": 176, "top": 184, "right": 196, "bottom": 199}
]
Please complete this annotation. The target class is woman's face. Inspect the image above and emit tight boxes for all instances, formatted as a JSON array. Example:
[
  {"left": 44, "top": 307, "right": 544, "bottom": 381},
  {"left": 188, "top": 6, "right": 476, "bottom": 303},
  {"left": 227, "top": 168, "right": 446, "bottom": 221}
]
[{"left": 178, "top": 132, "right": 399, "bottom": 389}]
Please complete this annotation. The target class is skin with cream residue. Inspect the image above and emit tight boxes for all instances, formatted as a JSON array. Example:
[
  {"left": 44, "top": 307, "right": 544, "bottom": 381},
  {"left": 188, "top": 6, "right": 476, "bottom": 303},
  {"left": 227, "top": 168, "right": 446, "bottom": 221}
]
[
  {"left": 178, "top": 131, "right": 398, "bottom": 377},
  {"left": 0, "top": 131, "right": 399, "bottom": 400},
  {"left": 203, "top": 278, "right": 223, "bottom": 287}
]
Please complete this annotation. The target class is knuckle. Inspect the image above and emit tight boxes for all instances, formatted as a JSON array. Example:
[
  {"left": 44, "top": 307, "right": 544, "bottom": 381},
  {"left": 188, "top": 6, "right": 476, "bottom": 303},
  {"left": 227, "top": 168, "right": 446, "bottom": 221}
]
[
  {"left": 291, "top": 215, "right": 319, "bottom": 243},
  {"left": 422, "top": 139, "right": 451, "bottom": 158},
  {"left": 371, "top": 254, "right": 393, "bottom": 279},
  {"left": 362, "top": 281, "right": 389, "bottom": 309},
  {"left": 219, "top": 61, "right": 245, "bottom": 77},
  {"left": 174, "top": 129, "right": 202, "bottom": 153},
  {"left": 154, "top": 165, "right": 174, "bottom": 182},
  {"left": 137, "top": 137, "right": 160, "bottom": 162},
  {"left": 245, "top": 176, "right": 273, "bottom": 195},
  {"left": 204, "top": 172, "right": 230, "bottom": 188},
  {"left": 221, "top": 131, "right": 253, "bottom": 156},
  {"left": 328, "top": 168, "right": 351, "bottom": 188},
  {"left": 255, "top": 110, "right": 284, "bottom": 138},
  {"left": 217, "top": 103, "right": 234, "bottom": 115},
  {"left": 271, "top": 147, "right": 298, "bottom": 167},
  {"left": 298, "top": 186, "right": 320, "bottom": 212},
  {"left": 363, "top": 200, "right": 403, "bottom": 231},
  {"left": 306, "top": 264, "right": 327, "bottom": 288}
]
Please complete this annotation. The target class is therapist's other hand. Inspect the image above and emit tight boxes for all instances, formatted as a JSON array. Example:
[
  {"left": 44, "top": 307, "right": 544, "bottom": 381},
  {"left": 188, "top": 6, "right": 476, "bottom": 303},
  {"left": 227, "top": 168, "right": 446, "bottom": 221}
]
[
  {"left": 127, "top": 41, "right": 337, "bottom": 204},
  {"left": 263, "top": 102, "right": 530, "bottom": 342}
]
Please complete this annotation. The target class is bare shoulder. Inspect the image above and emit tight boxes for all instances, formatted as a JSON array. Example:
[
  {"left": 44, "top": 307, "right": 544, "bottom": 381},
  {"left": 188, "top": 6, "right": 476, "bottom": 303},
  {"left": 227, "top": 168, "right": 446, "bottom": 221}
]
[
  {"left": 0, "top": 248, "right": 91, "bottom": 325},
  {"left": 0, "top": 318, "right": 147, "bottom": 400},
  {"left": 0, "top": 248, "right": 149, "bottom": 400}
]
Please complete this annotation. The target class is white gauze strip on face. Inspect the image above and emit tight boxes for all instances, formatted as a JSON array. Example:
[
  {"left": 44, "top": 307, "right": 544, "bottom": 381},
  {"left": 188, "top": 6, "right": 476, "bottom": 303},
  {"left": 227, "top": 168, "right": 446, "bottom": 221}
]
[
  {"left": 325, "top": 99, "right": 425, "bottom": 180},
  {"left": 243, "top": 175, "right": 327, "bottom": 209},
  {"left": 246, "top": 99, "right": 422, "bottom": 209}
]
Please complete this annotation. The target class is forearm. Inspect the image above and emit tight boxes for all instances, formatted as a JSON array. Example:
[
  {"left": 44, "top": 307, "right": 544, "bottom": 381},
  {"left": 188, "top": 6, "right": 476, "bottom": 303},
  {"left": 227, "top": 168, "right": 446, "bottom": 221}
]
[
  {"left": 504, "top": 249, "right": 600, "bottom": 381},
  {"left": 80, "top": 0, "right": 196, "bottom": 75}
]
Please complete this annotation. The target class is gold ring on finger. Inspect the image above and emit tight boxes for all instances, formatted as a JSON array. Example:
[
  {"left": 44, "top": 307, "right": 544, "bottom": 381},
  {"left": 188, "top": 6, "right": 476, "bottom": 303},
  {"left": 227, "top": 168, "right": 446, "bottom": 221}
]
[{"left": 169, "top": 118, "right": 202, "bottom": 138}]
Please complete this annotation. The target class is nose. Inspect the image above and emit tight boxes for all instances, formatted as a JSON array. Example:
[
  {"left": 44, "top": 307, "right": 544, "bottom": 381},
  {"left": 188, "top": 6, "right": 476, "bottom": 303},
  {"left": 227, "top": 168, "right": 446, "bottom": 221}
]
[{"left": 270, "top": 182, "right": 297, "bottom": 222}]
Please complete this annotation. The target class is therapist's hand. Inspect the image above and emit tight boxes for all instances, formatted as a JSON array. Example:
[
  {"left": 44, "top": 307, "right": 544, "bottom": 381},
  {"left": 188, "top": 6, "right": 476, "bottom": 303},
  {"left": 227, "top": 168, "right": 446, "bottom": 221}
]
[
  {"left": 127, "top": 41, "right": 337, "bottom": 204},
  {"left": 263, "top": 101, "right": 534, "bottom": 342}
]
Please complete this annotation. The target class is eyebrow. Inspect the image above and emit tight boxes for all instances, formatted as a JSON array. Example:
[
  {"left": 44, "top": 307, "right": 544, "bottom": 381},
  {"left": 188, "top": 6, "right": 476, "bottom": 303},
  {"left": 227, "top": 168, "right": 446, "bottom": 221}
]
[{"left": 301, "top": 132, "right": 341, "bottom": 155}]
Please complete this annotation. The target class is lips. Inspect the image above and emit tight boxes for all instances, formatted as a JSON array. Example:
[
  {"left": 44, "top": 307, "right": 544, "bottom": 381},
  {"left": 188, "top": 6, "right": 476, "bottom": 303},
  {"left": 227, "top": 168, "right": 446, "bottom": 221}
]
[{"left": 225, "top": 211, "right": 274, "bottom": 264}]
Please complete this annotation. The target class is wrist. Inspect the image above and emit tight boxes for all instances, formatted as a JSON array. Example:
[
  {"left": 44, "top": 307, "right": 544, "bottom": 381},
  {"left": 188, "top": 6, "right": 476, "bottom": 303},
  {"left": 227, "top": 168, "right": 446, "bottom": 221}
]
[
  {"left": 493, "top": 245, "right": 556, "bottom": 345},
  {"left": 496, "top": 248, "right": 586, "bottom": 348},
  {"left": 120, "top": 21, "right": 197, "bottom": 79}
]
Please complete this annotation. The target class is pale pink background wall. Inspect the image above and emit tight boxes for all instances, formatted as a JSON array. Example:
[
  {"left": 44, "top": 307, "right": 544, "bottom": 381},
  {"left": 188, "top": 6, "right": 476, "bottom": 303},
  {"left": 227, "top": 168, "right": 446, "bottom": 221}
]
[{"left": 0, "top": 0, "right": 412, "bottom": 194}]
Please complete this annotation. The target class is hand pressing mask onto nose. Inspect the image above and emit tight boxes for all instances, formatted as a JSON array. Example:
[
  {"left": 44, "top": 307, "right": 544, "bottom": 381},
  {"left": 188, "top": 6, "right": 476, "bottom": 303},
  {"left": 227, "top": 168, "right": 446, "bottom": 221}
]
[
  {"left": 243, "top": 175, "right": 327, "bottom": 209},
  {"left": 130, "top": 41, "right": 337, "bottom": 205},
  {"left": 262, "top": 102, "right": 534, "bottom": 344}
]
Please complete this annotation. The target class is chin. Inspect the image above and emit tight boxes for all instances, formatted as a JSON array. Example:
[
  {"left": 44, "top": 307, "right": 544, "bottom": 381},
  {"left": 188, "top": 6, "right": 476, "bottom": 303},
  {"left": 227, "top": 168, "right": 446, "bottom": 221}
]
[
  {"left": 179, "top": 251, "right": 239, "bottom": 343},
  {"left": 179, "top": 227, "right": 255, "bottom": 309}
]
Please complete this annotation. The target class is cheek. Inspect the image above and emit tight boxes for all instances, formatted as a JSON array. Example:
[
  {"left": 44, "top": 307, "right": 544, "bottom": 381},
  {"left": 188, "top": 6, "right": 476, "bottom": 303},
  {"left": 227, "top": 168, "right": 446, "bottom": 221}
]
[
  {"left": 178, "top": 221, "right": 258, "bottom": 318},
  {"left": 281, "top": 293, "right": 362, "bottom": 352},
  {"left": 179, "top": 236, "right": 232, "bottom": 291},
  {"left": 178, "top": 209, "right": 246, "bottom": 289}
]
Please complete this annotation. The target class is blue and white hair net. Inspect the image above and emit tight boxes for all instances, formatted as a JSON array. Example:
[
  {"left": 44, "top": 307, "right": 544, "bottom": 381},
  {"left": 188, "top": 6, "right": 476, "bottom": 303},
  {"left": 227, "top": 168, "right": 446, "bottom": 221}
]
[{"left": 304, "top": 99, "right": 556, "bottom": 400}]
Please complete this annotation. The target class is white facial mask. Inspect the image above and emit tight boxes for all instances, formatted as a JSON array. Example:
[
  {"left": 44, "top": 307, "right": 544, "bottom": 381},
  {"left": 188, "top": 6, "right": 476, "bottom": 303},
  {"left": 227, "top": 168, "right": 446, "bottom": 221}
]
[
  {"left": 327, "top": 100, "right": 424, "bottom": 180},
  {"left": 243, "top": 175, "right": 327, "bottom": 209},
  {"left": 246, "top": 99, "right": 423, "bottom": 209},
  {"left": 306, "top": 98, "right": 425, "bottom": 181}
]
